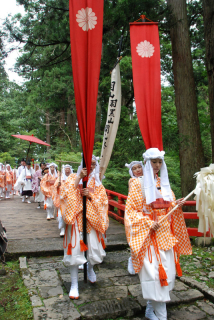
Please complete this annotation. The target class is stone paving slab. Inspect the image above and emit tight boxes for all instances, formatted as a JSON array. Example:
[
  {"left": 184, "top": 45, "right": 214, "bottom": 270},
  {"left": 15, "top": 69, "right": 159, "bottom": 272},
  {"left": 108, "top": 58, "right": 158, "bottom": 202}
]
[
  {"left": 19, "top": 251, "right": 214, "bottom": 320},
  {"left": 3, "top": 196, "right": 127, "bottom": 260}
]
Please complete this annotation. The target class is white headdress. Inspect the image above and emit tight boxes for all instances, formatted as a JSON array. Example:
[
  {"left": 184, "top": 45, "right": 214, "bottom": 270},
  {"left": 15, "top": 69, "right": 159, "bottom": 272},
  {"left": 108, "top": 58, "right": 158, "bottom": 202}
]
[
  {"left": 62, "top": 164, "right": 73, "bottom": 181},
  {"left": 0, "top": 163, "right": 3, "bottom": 170},
  {"left": 77, "top": 155, "right": 101, "bottom": 186},
  {"left": 6, "top": 164, "right": 12, "bottom": 171},
  {"left": 48, "top": 162, "right": 58, "bottom": 177},
  {"left": 125, "top": 161, "right": 144, "bottom": 178},
  {"left": 143, "top": 148, "right": 173, "bottom": 204}
]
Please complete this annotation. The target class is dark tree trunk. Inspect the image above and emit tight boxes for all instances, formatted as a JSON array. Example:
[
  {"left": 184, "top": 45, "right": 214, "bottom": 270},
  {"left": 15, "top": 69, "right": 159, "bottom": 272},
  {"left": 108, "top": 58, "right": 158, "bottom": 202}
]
[
  {"left": 67, "top": 96, "right": 77, "bottom": 147},
  {"left": 202, "top": 0, "right": 214, "bottom": 162},
  {"left": 46, "top": 111, "right": 50, "bottom": 151},
  {"left": 167, "top": 0, "right": 205, "bottom": 197}
]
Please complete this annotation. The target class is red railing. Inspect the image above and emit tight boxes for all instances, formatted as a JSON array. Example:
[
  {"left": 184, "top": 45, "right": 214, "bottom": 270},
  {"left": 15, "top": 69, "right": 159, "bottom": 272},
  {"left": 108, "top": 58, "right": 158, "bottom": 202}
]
[{"left": 106, "top": 189, "right": 210, "bottom": 237}]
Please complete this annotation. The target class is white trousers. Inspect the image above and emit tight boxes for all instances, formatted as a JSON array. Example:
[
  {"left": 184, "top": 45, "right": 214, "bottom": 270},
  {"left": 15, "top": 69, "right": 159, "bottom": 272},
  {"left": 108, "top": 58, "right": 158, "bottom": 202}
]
[
  {"left": 63, "top": 221, "right": 106, "bottom": 267},
  {"left": 45, "top": 197, "right": 55, "bottom": 218},
  {"left": 35, "top": 187, "right": 44, "bottom": 203},
  {"left": 138, "top": 246, "right": 175, "bottom": 302},
  {"left": 151, "top": 301, "right": 167, "bottom": 320},
  {"left": 57, "top": 208, "right": 66, "bottom": 230}
]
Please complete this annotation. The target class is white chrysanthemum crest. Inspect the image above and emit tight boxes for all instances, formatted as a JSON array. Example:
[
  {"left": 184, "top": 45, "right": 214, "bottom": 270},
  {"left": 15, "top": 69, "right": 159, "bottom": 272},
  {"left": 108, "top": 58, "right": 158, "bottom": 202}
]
[
  {"left": 136, "top": 40, "right": 155, "bottom": 58},
  {"left": 76, "top": 7, "right": 97, "bottom": 31}
]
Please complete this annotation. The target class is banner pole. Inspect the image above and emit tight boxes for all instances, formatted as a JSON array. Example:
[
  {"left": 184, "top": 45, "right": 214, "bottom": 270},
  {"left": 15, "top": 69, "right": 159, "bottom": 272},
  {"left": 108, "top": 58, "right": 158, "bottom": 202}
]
[{"left": 82, "top": 153, "right": 87, "bottom": 283}]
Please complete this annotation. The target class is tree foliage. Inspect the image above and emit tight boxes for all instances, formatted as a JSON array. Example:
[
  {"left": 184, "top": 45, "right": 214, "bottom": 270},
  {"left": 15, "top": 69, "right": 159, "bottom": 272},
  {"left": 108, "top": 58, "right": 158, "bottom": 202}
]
[{"left": 0, "top": 0, "right": 212, "bottom": 198}]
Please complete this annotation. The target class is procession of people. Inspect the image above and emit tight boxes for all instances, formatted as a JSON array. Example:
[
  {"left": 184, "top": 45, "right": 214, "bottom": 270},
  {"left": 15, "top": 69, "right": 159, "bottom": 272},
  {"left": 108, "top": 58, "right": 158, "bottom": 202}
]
[{"left": 0, "top": 150, "right": 193, "bottom": 320}]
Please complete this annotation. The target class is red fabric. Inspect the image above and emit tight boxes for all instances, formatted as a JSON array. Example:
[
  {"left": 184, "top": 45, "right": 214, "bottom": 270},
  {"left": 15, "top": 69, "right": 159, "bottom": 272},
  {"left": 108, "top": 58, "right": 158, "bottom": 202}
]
[
  {"left": 11, "top": 135, "right": 50, "bottom": 146},
  {"left": 130, "top": 22, "right": 163, "bottom": 150},
  {"left": 69, "top": 0, "right": 104, "bottom": 175}
]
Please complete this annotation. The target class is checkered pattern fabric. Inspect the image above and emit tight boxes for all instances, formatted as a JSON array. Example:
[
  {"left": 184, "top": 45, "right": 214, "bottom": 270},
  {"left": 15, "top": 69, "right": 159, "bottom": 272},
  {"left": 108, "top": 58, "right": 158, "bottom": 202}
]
[
  {"left": 60, "top": 174, "right": 109, "bottom": 234},
  {"left": 125, "top": 177, "right": 192, "bottom": 273},
  {"left": 6, "top": 171, "right": 13, "bottom": 185},
  {"left": 0, "top": 171, "right": 5, "bottom": 188},
  {"left": 52, "top": 177, "right": 66, "bottom": 208},
  {"left": 40, "top": 173, "right": 57, "bottom": 198}
]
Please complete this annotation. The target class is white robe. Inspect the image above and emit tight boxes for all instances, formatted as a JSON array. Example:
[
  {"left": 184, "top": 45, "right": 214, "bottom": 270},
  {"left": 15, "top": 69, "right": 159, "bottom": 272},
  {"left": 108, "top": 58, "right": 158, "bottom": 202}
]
[{"left": 15, "top": 167, "right": 35, "bottom": 192}]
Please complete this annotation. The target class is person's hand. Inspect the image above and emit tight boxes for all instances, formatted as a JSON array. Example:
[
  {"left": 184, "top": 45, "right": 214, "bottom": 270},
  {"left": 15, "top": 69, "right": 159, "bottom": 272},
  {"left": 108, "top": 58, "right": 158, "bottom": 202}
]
[
  {"left": 81, "top": 188, "right": 91, "bottom": 199},
  {"left": 176, "top": 198, "right": 186, "bottom": 208},
  {"left": 79, "top": 168, "right": 87, "bottom": 179},
  {"left": 151, "top": 222, "right": 160, "bottom": 231}
]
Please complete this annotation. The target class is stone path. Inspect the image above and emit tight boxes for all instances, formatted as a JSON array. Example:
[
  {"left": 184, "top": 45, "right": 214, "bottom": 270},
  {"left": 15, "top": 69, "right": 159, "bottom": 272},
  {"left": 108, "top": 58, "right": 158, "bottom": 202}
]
[
  {"left": 0, "top": 195, "right": 127, "bottom": 259},
  {"left": 20, "top": 250, "right": 214, "bottom": 320}
]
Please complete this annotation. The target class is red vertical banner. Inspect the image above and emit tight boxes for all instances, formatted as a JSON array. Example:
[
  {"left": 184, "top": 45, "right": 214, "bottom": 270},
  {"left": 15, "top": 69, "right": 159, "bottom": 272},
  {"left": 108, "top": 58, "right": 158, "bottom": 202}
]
[
  {"left": 130, "top": 22, "right": 163, "bottom": 151},
  {"left": 69, "top": 0, "right": 104, "bottom": 173}
]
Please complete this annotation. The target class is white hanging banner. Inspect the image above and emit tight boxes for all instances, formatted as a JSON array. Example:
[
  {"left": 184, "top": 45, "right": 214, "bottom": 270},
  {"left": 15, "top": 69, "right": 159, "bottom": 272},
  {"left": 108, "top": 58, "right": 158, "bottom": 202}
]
[{"left": 99, "top": 61, "right": 122, "bottom": 179}]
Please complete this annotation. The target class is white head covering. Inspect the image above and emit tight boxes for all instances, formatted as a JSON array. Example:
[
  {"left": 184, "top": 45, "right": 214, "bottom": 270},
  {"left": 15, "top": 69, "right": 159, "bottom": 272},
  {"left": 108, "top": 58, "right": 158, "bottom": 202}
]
[
  {"left": 34, "top": 163, "right": 40, "bottom": 171},
  {"left": 6, "top": 164, "right": 12, "bottom": 171},
  {"left": 143, "top": 148, "right": 173, "bottom": 204},
  {"left": 77, "top": 155, "right": 101, "bottom": 187},
  {"left": 48, "top": 162, "right": 58, "bottom": 177},
  {"left": 125, "top": 161, "right": 144, "bottom": 178},
  {"left": 0, "top": 163, "right": 3, "bottom": 170},
  {"left": 62, "top": 164, "right": 73, "bottom": 181}
]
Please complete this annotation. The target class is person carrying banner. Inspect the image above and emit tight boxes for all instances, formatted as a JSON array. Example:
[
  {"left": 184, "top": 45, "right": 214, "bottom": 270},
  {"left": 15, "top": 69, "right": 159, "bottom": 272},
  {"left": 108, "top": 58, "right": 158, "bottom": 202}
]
[
  {"left": 60, "top": 155, "right": 109, "bottom": 300},
  {"left": 32, "top": 162, "right": 46, "bottom": 209},
  {"left": 40, "top": 163, "right": 58, "bottom": 220},
  {"left": 14, "top": 160, "right": 35, "bottom": 203},
  {"left": 125, "top": 148, "right": 192, "bottom": 320},
  {"left": 52, "top": 164, "right": 73, "bottom": 237},
  {"left": 125, "top": 161, "right": 144, "bottom": 275}
]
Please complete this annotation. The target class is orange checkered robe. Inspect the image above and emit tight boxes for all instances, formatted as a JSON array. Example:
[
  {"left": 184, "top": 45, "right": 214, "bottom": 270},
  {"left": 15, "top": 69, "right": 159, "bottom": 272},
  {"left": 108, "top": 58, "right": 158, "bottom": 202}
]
[
  {"left": 125, "top": 177, "right": 192, "bottom": 273},
  {"left": 60, "top": 174, "right": 109, "bottom": 234},
  {"left": 40, "top": 173, "right": 57, "bottom": 198},
  {"left": 0, "top": 171, "right": 5, "bottom": 188},
  {"left": 6, "top": 171, "right": 13, "bottom": 185},
  {"left": 52, "top": 176, "right": 68, "bottom": 208}
]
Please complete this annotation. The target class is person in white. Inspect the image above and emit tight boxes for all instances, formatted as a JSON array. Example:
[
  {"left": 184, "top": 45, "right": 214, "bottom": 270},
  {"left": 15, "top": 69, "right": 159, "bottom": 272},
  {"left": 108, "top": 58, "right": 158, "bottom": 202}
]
[
  {"left": 125, "top": 161, "right": 144, "bottom": 275},
  {"left": 0, "top": 163, "right": 5, "bottom": 199},
  {"left": 60, "top": 156, "right": 109, "bottom": 300},
  {"left": 15, "top": 160, "right": 35, "bottom": 203},
  {"left": 40, "top": 163, "right": 58, "bottom": 220},
  {"left": 32, "top": 162, "right": 45, "bottom": 209},
  {"left": 53, "top": 164, "right": 73, "bottom": 237},
  {"left": 17, "top": 159, "right": 26, "bottom": 196},
  {"left": 5, "top": 164, "right": 13, "bottom": 199}
]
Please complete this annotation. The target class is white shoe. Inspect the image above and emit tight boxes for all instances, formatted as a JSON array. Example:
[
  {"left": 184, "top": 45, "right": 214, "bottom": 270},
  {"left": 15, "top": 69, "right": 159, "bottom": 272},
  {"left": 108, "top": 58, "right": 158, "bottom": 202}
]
[
  {"left": 22, "top": 197, "right": 25, "bottom": 202},
  {"left": 87, "top": 262, "right": 96, "bottom": 283},
  {"left": 145, "top": 300, "right": 159, "bottom": 320},
  {"left": 47, "top": 212, "right": 51, "bottom": 220},
  {"left": 60, "top": 228, "right": 65, "bottom": 237},
  {"left": 128, "top": 257, "right": 136, "bottom": 275},
  {"left": 37, "top": 206, "right": 41, "bottom": 209},
  {"left": 27, "top": 200, "right": 31, "bottom": 204}
]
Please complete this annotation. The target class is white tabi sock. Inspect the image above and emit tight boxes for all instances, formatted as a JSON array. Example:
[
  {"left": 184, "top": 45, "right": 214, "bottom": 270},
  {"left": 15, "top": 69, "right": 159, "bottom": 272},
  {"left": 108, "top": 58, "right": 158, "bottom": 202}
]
[
  {"left": 128, "top": 256, "right": 135, "bottom": 275},
  {"left": 151, "top": 301, "right": 167, "bottom": 320},
  {"left": 87, "top": 262, "right": 96, "bottom": 283},
  {"left": 47, "top": 209, "right": 51, "bottom": 220},
  {"left": 145, "top": 300, "right": 159, "bottom": 320},
  {"left": 69, "top": 266, "right": 79, "bottom": 299}
]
